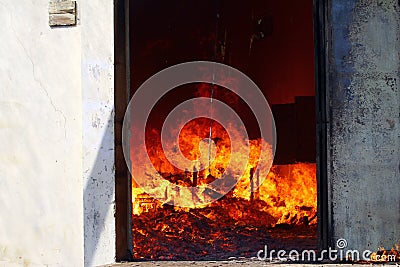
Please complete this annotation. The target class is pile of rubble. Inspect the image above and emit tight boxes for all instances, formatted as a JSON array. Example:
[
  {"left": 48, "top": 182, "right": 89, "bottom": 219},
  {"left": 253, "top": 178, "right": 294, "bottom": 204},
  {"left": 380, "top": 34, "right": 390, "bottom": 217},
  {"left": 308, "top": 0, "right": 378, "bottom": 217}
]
[{"left": 132, "top": 195, "right": 316, "bottom": 260}]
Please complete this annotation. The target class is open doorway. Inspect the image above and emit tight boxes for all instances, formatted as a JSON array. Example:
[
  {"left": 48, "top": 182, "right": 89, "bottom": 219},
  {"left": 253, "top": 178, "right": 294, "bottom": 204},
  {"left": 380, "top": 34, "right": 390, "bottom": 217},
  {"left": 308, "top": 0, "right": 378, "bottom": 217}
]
[{"left": 115, "top": 0, "right": 322, "bottom": 261}]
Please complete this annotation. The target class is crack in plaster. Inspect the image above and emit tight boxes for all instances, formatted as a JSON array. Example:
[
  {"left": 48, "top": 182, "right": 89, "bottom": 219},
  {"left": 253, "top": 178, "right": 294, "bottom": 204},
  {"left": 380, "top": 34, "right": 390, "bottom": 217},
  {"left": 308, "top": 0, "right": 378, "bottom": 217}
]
[{"left": 7, "top": 5, "right": 67, "bottom": 139}]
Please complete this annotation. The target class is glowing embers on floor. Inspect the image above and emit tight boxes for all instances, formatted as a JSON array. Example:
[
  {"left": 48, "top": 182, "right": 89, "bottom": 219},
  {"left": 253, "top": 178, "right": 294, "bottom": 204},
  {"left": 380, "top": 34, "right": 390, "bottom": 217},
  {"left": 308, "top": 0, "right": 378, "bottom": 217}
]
[{"left": 132, "top": 163, "right": 317, "bottom": 260}]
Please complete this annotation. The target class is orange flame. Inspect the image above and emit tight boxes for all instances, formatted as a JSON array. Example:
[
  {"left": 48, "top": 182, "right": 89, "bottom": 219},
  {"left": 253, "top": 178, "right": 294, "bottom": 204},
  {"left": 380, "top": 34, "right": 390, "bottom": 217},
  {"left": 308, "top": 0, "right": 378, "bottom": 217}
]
[{"left": 131, "top": 83, "right": 316, "bottom": 224}]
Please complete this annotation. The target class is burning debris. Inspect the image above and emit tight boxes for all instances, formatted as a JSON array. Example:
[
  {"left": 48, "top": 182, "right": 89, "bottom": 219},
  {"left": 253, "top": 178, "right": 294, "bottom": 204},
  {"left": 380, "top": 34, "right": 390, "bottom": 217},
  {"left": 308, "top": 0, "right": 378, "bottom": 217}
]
[
  {"left": 133, "top": 193, "right": 159, "bottom": 214},
  {"left": 133, "top": 163, "right": 317, "bottom": 223},
  {"left": 369, "top": 246, "right": 400, "bottom": 263},
  {"left": 132, "top": 190, "right": 317, "bottom": 260},
  {"left": 132, "top": 163, "right": 317, "bottom": 259},
  {"left": 129, "top": 81, "right": 317, "bottom": 258}
]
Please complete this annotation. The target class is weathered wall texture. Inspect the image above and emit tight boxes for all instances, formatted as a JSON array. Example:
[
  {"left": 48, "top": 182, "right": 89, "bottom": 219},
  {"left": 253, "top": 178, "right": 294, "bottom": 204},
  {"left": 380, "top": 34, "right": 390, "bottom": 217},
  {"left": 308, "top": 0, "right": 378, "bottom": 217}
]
[
  {"left": 329, "top": 0, "right": 400, "bottom": 251},
  {"left": 0, "top": 1, "right": 115, "bottom": 266},
  {"left": 81, "top": 1, "right": 115, "bottom": 266},
  {"left": 0, "top": 0, "right": 83, "bottom": 266}
]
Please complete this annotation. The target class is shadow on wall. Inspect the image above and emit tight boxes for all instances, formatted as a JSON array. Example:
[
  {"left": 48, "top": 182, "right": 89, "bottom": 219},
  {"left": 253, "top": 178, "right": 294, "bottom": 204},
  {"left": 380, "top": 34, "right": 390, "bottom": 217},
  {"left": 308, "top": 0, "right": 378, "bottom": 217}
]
[{"left": 83, "top": 111, "right": 115, "bottom": 267}]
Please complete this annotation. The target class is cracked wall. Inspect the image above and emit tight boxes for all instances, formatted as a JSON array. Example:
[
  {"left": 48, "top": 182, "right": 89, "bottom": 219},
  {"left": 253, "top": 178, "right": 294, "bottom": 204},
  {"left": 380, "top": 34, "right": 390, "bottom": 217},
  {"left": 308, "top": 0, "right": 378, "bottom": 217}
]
[
  {"left": 0, "top": 1, "right": 115, "bottom": 266},
  {"left": 0, "top": 0, "right": 83, "bottom": 266},
  {"left": 329, "top": 0, "right": 400, "bottom": 252}
]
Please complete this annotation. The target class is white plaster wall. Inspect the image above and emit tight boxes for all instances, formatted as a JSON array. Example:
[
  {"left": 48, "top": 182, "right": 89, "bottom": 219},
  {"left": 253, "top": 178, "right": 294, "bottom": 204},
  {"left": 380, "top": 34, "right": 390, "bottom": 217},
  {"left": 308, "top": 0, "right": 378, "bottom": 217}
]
[
  {"left": 80, "top": 1, "right": 115, "bottom": 266},
  {"left": 0, "top": 1, "right": 116, "bottom": 266},
  {"left": 0, "top": 0, "right": 83, "bottom": 266}
]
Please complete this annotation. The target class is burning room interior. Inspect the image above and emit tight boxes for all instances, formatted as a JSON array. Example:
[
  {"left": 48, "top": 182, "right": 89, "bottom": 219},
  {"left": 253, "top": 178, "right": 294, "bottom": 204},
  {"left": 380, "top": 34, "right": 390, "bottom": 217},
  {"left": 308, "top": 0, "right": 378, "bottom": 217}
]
[{"left": 129, "top": 0, "right": 317, "bottom": 260}]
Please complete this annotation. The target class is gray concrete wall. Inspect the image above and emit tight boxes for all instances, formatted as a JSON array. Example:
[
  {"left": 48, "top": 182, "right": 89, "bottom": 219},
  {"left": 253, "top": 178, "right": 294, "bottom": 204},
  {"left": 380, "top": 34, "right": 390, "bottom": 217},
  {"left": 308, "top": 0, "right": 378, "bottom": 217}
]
[{"left": 329, "top": 0, "right": 400, "bottom": 252}]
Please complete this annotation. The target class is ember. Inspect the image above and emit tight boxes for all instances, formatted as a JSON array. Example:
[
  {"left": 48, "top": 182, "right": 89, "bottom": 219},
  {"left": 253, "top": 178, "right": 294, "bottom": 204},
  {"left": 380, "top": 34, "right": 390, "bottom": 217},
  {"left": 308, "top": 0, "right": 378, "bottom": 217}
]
[
  {"left": 132, "top": 162, "right": 317, "bottom": 259},
  {"left": 132, "top": 191, "right": 317, "bottom": 260},
  {"left": 369, "top": 245, "right": 400, "bottom": 262}
]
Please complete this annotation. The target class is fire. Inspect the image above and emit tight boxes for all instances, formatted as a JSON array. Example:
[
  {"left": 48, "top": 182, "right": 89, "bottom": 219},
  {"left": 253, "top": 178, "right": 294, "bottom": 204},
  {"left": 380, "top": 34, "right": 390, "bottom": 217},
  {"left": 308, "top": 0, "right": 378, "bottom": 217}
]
[
  {"left": 132, "top": 162, "right": 317, "bottom": 225},
  {"left": 130, "top": 84, "right": 316, "bottom": 224},
  {"left": 130, "top": 82, "right": 317, "bottom": 259},
  {"left": 234, "top": 162, "right": 316, "bottom": 225}
]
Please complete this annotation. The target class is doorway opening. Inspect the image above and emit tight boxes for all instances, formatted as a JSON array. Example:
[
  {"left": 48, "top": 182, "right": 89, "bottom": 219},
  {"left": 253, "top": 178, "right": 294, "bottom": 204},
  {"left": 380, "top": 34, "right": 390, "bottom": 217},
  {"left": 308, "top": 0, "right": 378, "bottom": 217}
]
[{"left": 115, "top": 0, "right": 326, "bottom": 261}]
